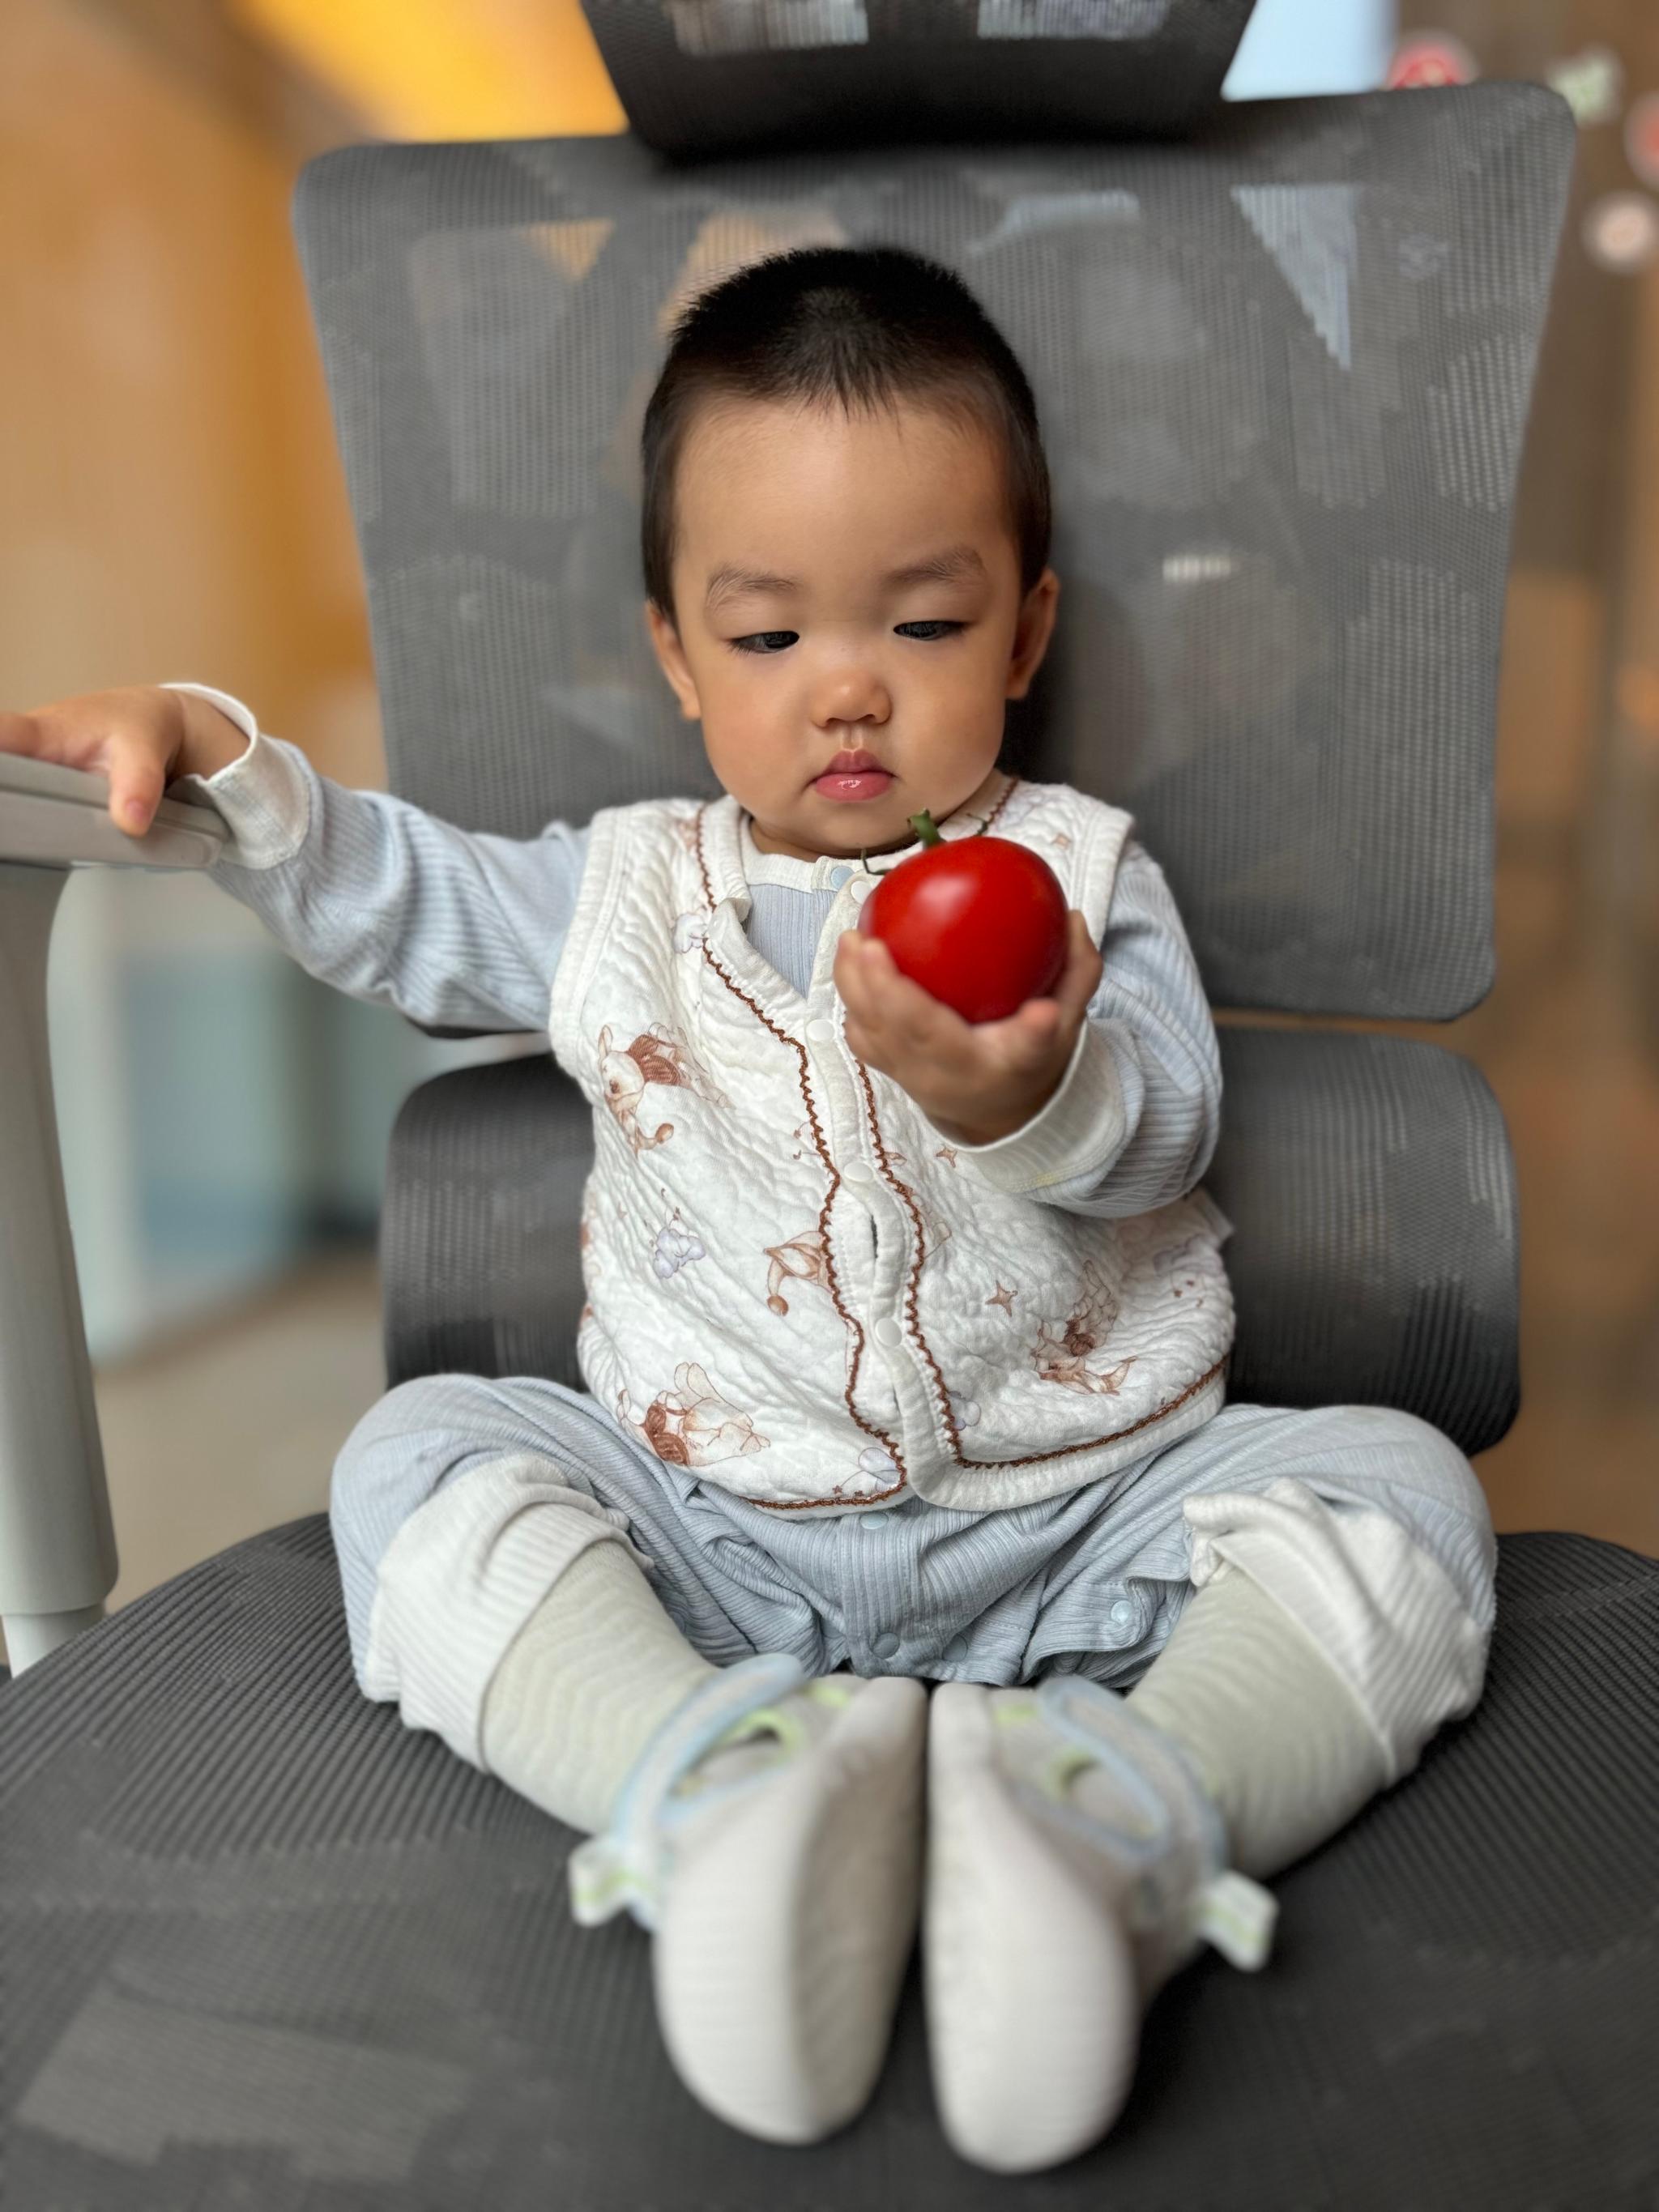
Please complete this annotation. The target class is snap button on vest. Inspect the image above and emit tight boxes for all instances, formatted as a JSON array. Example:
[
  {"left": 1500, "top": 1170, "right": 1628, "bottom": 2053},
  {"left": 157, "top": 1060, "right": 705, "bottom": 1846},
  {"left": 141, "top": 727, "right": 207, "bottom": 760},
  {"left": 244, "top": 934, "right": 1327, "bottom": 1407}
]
[
  {"left": 873, "top": 1316, "right": 904, "bottom": 1349},
  {"left": 804, "top": 1017, "right": 836, "bottom": 1046}
]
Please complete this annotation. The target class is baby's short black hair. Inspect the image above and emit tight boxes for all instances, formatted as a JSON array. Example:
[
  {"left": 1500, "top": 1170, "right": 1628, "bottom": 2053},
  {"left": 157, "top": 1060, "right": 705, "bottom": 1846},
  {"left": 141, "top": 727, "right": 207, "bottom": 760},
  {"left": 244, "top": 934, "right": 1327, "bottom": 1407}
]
[{"left": 641, "top": 245, "right": 1051, "bottom": 622}]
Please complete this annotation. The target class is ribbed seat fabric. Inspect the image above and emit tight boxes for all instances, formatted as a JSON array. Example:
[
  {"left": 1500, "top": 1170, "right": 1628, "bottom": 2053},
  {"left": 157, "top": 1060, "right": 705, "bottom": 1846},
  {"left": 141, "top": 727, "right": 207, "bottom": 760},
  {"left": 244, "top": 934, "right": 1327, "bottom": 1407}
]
[{"left": 3, "top": 1521, "right": 1653, "bottom": 2207}]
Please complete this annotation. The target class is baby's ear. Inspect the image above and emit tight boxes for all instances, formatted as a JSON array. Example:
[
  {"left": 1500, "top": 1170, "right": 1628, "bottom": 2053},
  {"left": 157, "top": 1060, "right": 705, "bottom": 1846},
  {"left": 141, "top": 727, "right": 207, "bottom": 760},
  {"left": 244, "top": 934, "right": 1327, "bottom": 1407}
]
[
  {"left": 1006, "top": 567, "right": 1060, "bottom": 701},
  {"left": 645, "top": 600, "right": 702, "bottom": 721}
]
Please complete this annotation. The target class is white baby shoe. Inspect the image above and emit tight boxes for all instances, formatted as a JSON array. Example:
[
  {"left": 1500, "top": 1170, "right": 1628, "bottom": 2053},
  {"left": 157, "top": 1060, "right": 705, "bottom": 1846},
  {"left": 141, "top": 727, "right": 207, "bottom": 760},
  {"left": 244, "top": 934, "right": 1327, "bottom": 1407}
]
[
  {"left": 924, "top": 1675, "right": 1277, "bottom": 2174},
  {"left": 569, "top": 1652, "right": 928, "bottom": 2144}
]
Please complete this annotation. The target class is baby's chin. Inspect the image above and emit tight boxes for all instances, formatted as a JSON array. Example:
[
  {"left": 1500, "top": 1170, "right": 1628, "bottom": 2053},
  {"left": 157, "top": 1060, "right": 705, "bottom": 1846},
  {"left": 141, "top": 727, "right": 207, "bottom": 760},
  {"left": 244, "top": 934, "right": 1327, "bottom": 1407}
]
[{"left": 746, "top": 788, "right": 920, "bottom": 861}]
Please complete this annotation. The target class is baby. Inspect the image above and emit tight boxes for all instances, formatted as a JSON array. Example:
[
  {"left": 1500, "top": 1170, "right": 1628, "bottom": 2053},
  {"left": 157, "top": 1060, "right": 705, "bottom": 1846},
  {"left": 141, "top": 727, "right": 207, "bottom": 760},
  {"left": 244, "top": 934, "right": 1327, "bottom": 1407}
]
[{"left": 2, "top": 247, "right": 1495, "bottom": 2174}]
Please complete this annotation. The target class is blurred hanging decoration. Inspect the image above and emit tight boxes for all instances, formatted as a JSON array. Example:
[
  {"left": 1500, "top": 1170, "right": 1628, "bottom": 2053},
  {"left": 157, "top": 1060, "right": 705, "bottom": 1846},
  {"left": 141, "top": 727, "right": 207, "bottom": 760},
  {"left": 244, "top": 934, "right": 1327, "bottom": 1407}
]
[
  {"left": 1546, "top": 46, "right": 1623, "bottom": 128},
  {"left": 1582, "top": 191, "right": 1659, "bottom": 275},
  {"left": 1385, "top": 32, "right": 1476, "bottom": 90},
  {"left": 1627, "top": 94, "right": 1659, "bottom": 190}
]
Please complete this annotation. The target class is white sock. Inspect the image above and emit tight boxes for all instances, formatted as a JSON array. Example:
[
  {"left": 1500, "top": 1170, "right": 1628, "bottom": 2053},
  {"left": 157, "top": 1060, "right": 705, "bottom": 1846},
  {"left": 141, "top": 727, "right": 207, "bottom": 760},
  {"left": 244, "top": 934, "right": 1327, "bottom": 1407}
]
[
  {"left": 1127, "top": 1563, "right": 1391, "bottom": 1880},
  {"left": 480, "top": 1541, "right": 717, "bottom": 1834}
]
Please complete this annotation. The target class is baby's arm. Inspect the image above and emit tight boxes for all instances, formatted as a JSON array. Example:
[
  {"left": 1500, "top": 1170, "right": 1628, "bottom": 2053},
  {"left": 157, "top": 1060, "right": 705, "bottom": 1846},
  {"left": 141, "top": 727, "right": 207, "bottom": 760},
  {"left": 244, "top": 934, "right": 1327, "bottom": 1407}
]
[
  {"left": 167, "top": 686, "right": 582, "bottom": 1032},
  {"left": 836, "top": 840, "right": 1218, "bottom": 1216},
  {"left": 972, "top": 841, "right": 1221, "bottom": 1218},
  {"left": 0, "top": 681, "right": 580, "bottom": 1031}
]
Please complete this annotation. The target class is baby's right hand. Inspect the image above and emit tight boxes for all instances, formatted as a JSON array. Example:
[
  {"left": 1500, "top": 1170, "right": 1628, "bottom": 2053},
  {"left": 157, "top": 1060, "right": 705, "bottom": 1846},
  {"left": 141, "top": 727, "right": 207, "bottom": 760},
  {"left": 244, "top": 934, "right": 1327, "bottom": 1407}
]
[{"left": 0, "top": 685, "right": 248, "bottom": 837}]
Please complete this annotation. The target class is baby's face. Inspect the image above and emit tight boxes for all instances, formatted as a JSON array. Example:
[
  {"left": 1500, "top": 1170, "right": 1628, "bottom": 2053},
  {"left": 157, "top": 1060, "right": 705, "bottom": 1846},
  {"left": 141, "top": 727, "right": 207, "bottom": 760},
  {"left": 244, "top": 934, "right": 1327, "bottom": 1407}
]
[{"left": 646, "top": 396, "right": 1058, "bottom": 862}]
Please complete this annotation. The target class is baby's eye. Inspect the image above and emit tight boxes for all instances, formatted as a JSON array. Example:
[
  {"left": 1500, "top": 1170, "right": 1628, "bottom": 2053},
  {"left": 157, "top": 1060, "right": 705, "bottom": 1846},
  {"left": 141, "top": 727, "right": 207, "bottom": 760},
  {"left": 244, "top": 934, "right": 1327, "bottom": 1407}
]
[{"left": 727, "top": 621, "right": 966, "bottom": 654}]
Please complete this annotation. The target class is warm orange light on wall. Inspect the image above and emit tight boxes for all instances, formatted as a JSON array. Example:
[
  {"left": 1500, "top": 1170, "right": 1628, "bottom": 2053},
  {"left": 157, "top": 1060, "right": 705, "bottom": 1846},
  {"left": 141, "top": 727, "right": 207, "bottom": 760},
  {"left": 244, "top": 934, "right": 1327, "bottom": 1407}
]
[{"left": 232, "top": 0, "right": 627, "bottom": 140}]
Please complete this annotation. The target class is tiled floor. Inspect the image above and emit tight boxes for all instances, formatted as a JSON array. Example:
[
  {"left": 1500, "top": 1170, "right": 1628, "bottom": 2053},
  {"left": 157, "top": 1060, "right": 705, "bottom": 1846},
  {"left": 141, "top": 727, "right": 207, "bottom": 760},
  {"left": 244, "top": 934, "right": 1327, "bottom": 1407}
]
[{"left": 93, "top": 1250, "right": 385, "bottom": 1618}]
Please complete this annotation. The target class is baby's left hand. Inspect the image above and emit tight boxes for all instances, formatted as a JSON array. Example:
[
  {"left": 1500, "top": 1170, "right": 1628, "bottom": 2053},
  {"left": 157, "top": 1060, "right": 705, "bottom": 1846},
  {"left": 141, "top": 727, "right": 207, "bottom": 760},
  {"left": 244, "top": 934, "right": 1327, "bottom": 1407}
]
[{"left": 834, "top": 909, "right": 1103, "bottom": 1148}]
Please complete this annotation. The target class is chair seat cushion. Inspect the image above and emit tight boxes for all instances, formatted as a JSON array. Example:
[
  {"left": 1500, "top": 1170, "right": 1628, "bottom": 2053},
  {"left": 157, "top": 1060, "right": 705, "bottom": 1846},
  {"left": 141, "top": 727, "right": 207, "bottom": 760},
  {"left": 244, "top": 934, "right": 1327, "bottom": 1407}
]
[{"left": 2, "top": 1524, "right": 1654, "bottom": 2208}]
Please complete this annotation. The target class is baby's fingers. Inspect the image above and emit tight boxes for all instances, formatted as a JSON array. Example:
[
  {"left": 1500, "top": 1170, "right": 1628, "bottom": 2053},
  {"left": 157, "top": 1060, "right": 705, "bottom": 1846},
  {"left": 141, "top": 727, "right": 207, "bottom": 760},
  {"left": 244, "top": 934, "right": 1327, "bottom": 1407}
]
[
  {"left": 99, "top": 732, "right": 168, "bottom": 836},
  {"left": 0, "top": 709, "right": 49, "bottom": 765},
  {"left": 17, "top": 702, "right": 164, "bottom": 835},
  {"left": 839, "top": 935, "right": 932, "bottom": 1034},
  {"left": 1053, "top": 910, "right": 1103, "bottom": 1018},
  {"left": 974, "top": 994, "right": 1064, "bottom": 1074}
]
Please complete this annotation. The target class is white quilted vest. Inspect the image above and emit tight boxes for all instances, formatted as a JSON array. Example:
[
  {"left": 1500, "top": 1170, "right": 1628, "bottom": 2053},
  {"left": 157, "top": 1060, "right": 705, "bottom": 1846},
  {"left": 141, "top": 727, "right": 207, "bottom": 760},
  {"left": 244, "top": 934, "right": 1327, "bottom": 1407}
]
[{"left": 547, "top": 773, "right": 1234, "bottom": 1514}]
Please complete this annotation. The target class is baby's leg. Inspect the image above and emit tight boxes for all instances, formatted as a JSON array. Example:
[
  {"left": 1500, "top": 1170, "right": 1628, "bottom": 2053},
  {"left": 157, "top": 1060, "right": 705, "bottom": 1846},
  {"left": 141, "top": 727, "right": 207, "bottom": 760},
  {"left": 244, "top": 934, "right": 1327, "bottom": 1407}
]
[
  {"left": 331, "top": 1373, "right": 716, "bottom": 1828},
  {"left": 331, "top": 1375, "right": 925, "bottom": 2142},
  {"left": 925, "top": 1401, "right": 1494, "bottom": 2172},
  {"left": 1124, "top": 1401, "right": 1495, "bottom": 1877}
]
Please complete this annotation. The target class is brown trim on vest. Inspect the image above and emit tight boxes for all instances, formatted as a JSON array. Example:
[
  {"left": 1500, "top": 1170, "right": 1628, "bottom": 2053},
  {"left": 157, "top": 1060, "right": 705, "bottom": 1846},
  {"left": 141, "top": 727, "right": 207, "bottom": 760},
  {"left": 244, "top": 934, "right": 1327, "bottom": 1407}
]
[
  {"left": 845, "top": 772, "right": 1230, "bottom": 1472},
  {"left": 859, "top": 1051, "right": 1230, "bottom": 1470},
  {"left": 686, "top": 782, "right": 1218, "bottom": 1504},
  {"left": 854, "top": 1055, "right": 970, "bottom": 1455},
  {"left": 693, "top": 804, "right": 908, "bottom": 1512},
  {"left": 978, "top": 775, "right": 1018, "bottom": 837}
]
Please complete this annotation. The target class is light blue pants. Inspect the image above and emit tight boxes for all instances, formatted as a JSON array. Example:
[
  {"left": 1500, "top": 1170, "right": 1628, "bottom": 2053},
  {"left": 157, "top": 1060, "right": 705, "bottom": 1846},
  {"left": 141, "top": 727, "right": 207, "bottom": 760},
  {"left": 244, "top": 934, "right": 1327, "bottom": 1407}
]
[{"left": 331, "top": 1375, "right": 1496, "bottom": 1714}]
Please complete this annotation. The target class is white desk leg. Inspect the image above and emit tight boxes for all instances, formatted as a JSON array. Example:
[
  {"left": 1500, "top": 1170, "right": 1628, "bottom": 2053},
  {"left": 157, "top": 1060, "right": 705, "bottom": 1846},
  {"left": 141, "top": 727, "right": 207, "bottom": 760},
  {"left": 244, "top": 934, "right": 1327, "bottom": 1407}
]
[{"left": 0, "top": 862, "right": 117, "bottom": 1674}]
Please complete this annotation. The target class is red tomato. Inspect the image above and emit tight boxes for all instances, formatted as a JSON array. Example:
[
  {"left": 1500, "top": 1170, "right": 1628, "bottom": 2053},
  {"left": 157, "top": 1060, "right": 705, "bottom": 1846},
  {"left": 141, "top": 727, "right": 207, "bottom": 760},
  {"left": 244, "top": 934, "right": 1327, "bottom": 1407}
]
[{"left": 858, "top": 811, "right": 1069, "bottom": 1024}]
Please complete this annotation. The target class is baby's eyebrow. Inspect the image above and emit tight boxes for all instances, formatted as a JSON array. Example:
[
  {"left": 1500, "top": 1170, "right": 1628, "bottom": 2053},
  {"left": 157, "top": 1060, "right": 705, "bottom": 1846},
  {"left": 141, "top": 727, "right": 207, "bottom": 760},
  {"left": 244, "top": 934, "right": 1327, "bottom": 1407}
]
[{"left": 703, "top": 542, "right": 987, "bottom": 612}]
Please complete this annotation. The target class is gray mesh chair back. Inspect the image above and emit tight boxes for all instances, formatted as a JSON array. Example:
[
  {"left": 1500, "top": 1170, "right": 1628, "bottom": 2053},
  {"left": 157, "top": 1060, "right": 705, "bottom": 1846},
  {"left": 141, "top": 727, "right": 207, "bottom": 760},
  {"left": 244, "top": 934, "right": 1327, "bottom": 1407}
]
[
  {"left": 294, "top": 83, "right": 1572, "bottom": 1021},
  {"left": 294, "top": 35, "right": 1576, "bottom": 1453}
]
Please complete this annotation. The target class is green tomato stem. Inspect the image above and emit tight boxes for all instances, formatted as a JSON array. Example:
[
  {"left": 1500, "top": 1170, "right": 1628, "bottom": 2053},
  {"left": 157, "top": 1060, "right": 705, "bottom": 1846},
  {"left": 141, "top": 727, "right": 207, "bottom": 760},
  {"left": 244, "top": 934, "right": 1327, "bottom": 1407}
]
[{"left": 910, "top": 810, "right": 943, "bottom": 847}]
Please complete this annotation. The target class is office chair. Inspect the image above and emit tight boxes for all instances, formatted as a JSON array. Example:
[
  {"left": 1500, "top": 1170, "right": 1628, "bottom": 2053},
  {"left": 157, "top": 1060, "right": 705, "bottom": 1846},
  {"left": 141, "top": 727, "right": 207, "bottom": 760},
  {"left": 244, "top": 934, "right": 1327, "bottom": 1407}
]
[{"left": 3, "top": 5, "right": 1654, "bottom": 2202}]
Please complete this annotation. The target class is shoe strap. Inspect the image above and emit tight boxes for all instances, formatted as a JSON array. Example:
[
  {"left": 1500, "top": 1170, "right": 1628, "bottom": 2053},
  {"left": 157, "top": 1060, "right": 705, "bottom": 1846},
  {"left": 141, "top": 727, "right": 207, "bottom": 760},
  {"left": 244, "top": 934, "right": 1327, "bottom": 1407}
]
[
  {"left": 1034, "top": 1675, "right": 1229, "bottom": 1866},
  {"left": 1194, "top": 1869, "right": 1278, "bottom": 1971},
  {"left": 1033, "top": 1676, "right": 1277, "bottom": 1974},
  {"left": 569, "top": 1651, "right": 808, "bottom": 1932}
]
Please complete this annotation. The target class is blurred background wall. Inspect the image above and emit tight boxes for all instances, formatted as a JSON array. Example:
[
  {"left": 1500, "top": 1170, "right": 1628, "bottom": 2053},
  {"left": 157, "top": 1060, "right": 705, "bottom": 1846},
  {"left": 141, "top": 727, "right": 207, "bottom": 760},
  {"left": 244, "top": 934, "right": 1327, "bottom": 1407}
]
[
  {"left": 3, "top": 0, "right": 619, "bottom": 1361},
  {"left": 2, "top": 0, "right": 1654, "bottom": 1627},
  {"left": 1384, "top": 0, "right": 1659, "bottom": 1545}
]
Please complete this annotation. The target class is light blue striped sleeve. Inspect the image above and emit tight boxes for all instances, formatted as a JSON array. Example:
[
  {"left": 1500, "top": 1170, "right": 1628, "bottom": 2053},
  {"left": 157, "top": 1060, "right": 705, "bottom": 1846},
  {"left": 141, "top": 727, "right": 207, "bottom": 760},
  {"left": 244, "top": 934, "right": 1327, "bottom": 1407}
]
[
  {"left": 948, "top": 841, "right": 1222, "bottom": 1218},
  {"left": 173, "top": 709, "right": 587, "bottom": 1034}
]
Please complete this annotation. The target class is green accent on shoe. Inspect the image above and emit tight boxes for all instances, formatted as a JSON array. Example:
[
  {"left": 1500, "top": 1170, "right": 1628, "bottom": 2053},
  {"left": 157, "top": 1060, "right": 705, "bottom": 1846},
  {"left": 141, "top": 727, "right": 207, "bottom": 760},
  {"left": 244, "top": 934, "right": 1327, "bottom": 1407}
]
[
  {"left": 992, "top": 1696, "right": 1042, "bottom": 1728},
  {"left": 1042, "top": 1745, "right": 1098, "bottom": 1801},
  {"left": 715, "top": 1699, "right": 810, "bottom": 1757},
  {"left": 1194, "top": 1871, "right": 1278, "bottom": 1970},
  {"left": 804, "top": 1678, "right": 856, "bottom": 1711},
  {"left": 569, "top": 1850, "right": 655, "bottom": 1925}
]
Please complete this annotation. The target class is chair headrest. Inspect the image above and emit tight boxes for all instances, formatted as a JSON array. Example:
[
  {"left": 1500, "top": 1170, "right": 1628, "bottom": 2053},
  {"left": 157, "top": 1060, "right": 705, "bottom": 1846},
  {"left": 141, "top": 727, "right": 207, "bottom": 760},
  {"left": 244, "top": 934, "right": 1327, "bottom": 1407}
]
[{"left": 578, "top": 0, "right": 1258, "bottom": 160}]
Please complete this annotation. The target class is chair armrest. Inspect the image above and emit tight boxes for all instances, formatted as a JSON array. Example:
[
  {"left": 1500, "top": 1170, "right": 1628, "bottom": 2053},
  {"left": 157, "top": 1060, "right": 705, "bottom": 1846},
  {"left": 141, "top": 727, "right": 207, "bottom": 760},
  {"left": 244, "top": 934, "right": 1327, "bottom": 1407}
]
[
  {"left": 0, "top": 753, "right": 227, "bottom": 870},
  {"left": 0, "top": 758, "right": 228, "bottom": 1666},
  {"left": 0, "top": 863, "right": 117, "bottom": 1665}
]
